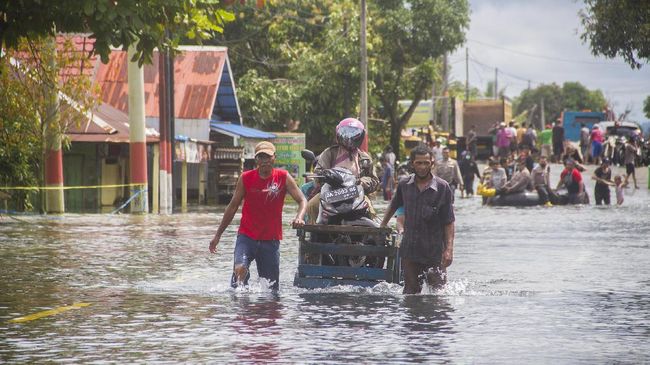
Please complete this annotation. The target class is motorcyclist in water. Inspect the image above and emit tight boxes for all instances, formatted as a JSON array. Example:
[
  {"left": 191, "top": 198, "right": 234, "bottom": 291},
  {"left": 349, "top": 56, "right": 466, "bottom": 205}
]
[{"left": 306, "top": 118, "right": 379, "bottom": 224}]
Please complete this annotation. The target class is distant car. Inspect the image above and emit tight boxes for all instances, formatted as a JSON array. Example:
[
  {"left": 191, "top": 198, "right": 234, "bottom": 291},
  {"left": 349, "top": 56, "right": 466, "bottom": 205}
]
[
  {"left": 594, "top": 121, "right": 642, "bottom": 140},
  {"left": 594, "top": 121, "right": 645, "bottom": 166}
]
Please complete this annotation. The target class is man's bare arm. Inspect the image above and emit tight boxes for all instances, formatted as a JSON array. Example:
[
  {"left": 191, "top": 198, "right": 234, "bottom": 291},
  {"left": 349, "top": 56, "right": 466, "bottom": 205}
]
[
  {"left": 380, "top": 205, "right": 398, "bottom": 228},
  {"left": 441, "top": 222, "right": 455, "bottom": 268},
  {"left": 209, "top": 176, "right": 245, "bottom": 253},
  {"left": 285, "top": 173, "right": 307, "bottom": 227}
]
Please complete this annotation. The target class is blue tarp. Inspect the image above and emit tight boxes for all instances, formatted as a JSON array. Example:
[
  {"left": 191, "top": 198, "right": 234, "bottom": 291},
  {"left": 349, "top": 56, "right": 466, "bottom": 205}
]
[{"left": 210, "top": 122, "right": 276, "bottom": 139}]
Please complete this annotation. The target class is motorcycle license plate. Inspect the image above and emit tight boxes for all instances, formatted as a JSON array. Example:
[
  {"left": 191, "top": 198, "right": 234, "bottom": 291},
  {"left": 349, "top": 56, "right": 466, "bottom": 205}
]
[{"left": 323, "top": 186, "right": 359, "bottom": 203}]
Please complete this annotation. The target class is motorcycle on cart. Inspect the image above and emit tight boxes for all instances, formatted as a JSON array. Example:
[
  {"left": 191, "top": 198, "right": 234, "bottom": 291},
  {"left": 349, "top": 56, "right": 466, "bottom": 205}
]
[{"left": 293, "top": 150, "right": 401, "bottom": 289}]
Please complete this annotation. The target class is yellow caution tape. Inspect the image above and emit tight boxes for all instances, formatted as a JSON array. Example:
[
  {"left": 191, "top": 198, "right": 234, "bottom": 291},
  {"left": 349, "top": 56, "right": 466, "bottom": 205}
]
[
  {"left": 9, "top": 302, "right": 91, "bottom": 323},
  {"left": 0, "top": 183, "right": 146, "bottom": 191}
]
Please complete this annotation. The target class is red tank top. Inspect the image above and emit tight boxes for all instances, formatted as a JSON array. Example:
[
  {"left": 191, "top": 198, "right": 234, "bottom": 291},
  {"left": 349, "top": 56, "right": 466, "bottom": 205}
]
[{"left": 238, "top": 168, "right": 288, "bottom": 240}]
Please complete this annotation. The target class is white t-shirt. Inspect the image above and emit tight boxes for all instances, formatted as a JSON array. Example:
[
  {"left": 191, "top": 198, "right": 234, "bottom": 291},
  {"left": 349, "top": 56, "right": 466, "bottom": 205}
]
[
  {"left": 431, "top": 146, "right": 443, "bottom": 162},
  {"left": 384, "top": 151, "right": 396, "bottom": 167}
]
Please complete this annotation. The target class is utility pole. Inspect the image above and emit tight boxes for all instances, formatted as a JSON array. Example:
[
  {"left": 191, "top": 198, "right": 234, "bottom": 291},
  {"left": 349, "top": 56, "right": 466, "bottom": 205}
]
[
  {"left": 44, "top": 35, "right": 64, "bottom": 213},
  {"left": 441, "top": 53, "right": 449, "bottom": 132},
  {"left": 431, "top": 80, "right": 436, "bottom": 126},
  {"left": 494, "top": 67, "right": 498, "bottom": 100},
  {"left": 528, "top": 80, "right": 531, "bottom": 90},
  {"left": 127, "top": 44, "right": 149, "bottom": 213},
  {"left": 158, "top": 49, "right": 168, "bottom": 214},
  {"left": 539, "top": 98, "right": 546, "bottom": 129},
  {"left": 359, "top": 0, "right": 369, "bottom": 152},
  {"left": 465, "top": 47, "right": 469, "bottom": 101}
]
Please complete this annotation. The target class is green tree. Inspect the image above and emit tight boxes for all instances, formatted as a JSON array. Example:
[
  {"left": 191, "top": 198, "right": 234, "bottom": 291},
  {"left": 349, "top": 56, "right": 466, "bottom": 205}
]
[
  {"left": 513, "top": 83, "right": 564, "bottom": 128},
  {"left": 447, "top": 80, "right": 482, "bottom": 101},
  {"left": 218, "top": 1, "right": 363, "bottom": 150},
  {"left": 513, "top": 81, "right": 607, "bottom": 128},
  {"left": 644, "top": 95, "right": 650, "bottom": 119},
  {"left": 371, "top": 0, "right": 469, "bottom": 158},
  {"left": 580, "top": 0, "right": 650, "bottom": 69},
  {"left": 483, "top": 80, "right": 506, "bottom": 100},
  {"left": 216, "top": 0, "right": 469, "bottom": 157},
  {"left": 561, "top": 81, "right": 606, "bottom": 112},
  {"left": 0, "top": 0, "right": 234, "bottom": 64},
  {"left": 1, "top": 37, "right": 99, "bottom": 210}
]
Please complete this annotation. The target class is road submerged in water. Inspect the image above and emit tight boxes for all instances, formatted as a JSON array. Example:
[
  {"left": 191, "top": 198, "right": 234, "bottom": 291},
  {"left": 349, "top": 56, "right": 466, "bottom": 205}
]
[{"left": 1, "top": 164, "right": 649, "bottom": 363}]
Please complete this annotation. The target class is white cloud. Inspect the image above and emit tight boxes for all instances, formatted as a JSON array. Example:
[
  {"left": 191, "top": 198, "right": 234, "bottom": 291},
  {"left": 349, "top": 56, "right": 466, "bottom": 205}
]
[{"left": 449, "top": 0, "right": 650, "bottom": 121}]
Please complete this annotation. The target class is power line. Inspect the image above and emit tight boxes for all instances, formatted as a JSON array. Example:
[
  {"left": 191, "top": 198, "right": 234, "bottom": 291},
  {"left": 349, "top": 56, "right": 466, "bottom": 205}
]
[
  {"left": 468, "top": 54, "right": 543, "bottom": 86},
  {"left": 467, "top": 38, "right": 630, "bottom": 66},
  {"left": 469, "top": 58, "right": 484, "bottom": 85}
]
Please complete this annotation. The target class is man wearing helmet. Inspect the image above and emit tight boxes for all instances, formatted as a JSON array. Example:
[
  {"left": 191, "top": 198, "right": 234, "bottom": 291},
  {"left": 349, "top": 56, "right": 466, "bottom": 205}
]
[{"left": 306, "top": 118, "right": 380, "bottom": 223}]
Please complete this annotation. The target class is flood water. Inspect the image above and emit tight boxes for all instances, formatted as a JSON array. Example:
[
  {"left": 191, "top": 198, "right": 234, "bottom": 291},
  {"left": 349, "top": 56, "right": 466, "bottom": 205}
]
[{"left": 1, "top": 166, "right": 649, "bottom": 363}]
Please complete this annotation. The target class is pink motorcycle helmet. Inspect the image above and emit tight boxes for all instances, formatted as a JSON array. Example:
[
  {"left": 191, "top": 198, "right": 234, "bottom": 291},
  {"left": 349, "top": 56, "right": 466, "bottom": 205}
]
[{"left": 336, "top": 118, "right": 365, "bottom": 150}]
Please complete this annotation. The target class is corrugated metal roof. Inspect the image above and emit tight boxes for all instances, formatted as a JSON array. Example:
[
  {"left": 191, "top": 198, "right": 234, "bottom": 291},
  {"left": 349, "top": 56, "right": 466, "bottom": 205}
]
[
  {"left": 95, "top": 47, "right": 230, "bottom": 120},
  {"left": 67, "top": 103, "right": 160, "bottom": 143},
  {"left": 56, "top": 35, "right": 98, "bottom": 82},
  {"left": 212, "top": 56, "right": 241, "bottom": 123},
  {"left": 210, "top": 122, "right": 276, "bottom": 139}
]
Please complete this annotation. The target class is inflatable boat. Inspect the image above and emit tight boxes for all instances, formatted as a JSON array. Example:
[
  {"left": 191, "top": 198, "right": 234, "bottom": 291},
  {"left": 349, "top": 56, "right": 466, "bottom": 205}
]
[
  {"left": 486, "top": 189, "right": 590, "bottom": 207},
  {"left": 486, "top": 191, "right": 540, "bottom": 206}
]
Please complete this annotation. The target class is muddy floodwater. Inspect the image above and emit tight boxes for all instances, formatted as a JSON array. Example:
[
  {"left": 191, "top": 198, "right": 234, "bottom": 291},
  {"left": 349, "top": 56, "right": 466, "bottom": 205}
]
[{"left": 1, "top": 170, "right": 649, "bottom": 363}]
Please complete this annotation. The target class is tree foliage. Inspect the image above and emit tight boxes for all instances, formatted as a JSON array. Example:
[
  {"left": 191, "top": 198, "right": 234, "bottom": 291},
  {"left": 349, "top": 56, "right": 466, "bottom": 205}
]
[
  {"left": 644, "top": 96, "right": 650, "bottom": 120},
  {"left": 217, "top": 0, "right": 468, "bottom": 156},
  {"left": 371, "top": 0, "right": 469, "bottom": 158},
  {"left": 513, "top": 81, "right": 607, "bottom": 128},
  {"left": 0, "top": 0, "right": 234, "bottom": 65},
  {"left": 580, "top": 0, "right": 650, "bottom": 69},
  {"left": 447, "top": 80, "right": 482, "bottom": 101},
  {"left": 218, "top": 1, "right": 363, "bottom": 150},
  {"left": 0, "top": 37, "right": 99, "bottom": 210}
]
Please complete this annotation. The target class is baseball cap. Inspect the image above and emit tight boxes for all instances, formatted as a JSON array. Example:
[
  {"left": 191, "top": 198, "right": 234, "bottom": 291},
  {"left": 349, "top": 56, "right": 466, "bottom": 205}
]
[{"left": 254, "top": 141, "right": 276, "bottom": 157}]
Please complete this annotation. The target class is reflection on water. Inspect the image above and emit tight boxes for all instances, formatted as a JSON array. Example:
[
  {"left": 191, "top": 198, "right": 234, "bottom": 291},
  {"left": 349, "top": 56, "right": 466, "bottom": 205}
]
[
  {"left": 1, "top": 185, "right": 649, "bottom": 362},
  {"left": 231, "top": 295, "right": 283, "bottom": 363}
]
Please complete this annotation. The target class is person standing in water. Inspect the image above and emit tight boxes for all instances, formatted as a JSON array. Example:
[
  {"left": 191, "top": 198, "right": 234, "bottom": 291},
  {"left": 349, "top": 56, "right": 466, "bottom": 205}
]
[
  {"left": 209, "top": 141, "right": 307, "bottom": 291},
  {"left": 623, "top": 138, "right": 639, "bottom": 189},
  {"left": 592, "top": 158, "right": 614, "bottom": 205},
  {"left": 556, "top": 158, "right": 584, "bottom": 204},
  {"left": 381, "top": 145, "right": 455, "bottom": 294}
]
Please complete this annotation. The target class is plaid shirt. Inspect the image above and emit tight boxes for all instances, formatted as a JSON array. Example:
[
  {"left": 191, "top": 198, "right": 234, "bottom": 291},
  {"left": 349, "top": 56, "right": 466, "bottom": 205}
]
[{"left": 389, "top": 174, "right": 455, "bottom": 265}]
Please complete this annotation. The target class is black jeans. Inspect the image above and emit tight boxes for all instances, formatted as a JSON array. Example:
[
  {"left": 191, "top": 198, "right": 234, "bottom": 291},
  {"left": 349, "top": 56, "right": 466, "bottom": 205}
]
[
  {"left": 463, "top": 176, "right": 475, "bottom": 195},
  {"left": 595, "top": 188, "right": 611, "bottom": 205},
  {"left": 536, "top": 185, "right": 550, "bottom": 204}
]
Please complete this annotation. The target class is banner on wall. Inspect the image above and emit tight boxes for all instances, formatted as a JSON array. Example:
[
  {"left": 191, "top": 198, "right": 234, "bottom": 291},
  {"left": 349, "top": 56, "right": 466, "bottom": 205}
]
[
  {"left": 273, "top": 133, "right": 305, "bottom": 187},
  {"left": 174, "top": 140, "right": 212, "bottom": 162}
]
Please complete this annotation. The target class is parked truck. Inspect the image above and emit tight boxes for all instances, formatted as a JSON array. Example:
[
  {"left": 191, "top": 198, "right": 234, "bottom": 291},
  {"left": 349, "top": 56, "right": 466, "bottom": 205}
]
[
  {"left": 560, "top": 111, "right": 606, "bottom": 142},
  {"left": 398, "top": 98, "right": 512, "bottom": 160},
  {"left": 460, "top": 99, "right": 512, "bottom": 159}
]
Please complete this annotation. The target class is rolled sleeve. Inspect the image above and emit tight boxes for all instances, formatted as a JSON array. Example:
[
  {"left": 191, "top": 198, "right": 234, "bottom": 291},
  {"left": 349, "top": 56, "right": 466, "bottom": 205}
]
[
  {"left": 388, "top": 181, "right": 404, "bottom": 213},
  {"left": 438, "top": 183, "right": 455, "bottom": 225}
]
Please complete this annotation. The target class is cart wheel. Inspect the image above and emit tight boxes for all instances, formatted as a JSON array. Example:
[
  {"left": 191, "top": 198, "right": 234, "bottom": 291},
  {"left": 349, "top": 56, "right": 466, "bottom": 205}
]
[{"left": 359, "top": 234, "right": 385, "bottom": 269}]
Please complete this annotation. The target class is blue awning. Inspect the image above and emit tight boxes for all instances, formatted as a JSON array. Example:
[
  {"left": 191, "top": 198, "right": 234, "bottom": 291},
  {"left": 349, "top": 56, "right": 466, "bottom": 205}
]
[{"left": 210, "top": 122, "right": 276, "bottom": 139}]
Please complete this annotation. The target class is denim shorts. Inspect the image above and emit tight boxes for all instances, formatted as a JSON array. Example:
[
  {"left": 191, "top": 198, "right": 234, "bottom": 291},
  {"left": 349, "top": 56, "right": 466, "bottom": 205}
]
[
  {"left": 231, "top": 234, "right": 280, "bottom": 290},
  {"left": 591, "top": 141, "right": 602, "bottom": 158}
]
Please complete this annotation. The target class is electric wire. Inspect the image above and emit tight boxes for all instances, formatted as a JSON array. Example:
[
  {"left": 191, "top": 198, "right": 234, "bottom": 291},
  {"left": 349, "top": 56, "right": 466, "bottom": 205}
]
[{"left": 467, "top": 38, "right": 631, "bottom": 66}]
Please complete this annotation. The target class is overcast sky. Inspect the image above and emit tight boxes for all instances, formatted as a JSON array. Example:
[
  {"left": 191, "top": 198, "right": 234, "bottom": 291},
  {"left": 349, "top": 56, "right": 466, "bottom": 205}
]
[{"left": 448, "top": 0, "right": 650, "bottom": 122}]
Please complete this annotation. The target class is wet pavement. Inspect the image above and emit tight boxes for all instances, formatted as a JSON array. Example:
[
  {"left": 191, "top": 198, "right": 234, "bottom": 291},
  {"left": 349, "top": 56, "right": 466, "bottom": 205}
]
[{"left": 1, "top": 164, "right": 649, "bottom": 363}]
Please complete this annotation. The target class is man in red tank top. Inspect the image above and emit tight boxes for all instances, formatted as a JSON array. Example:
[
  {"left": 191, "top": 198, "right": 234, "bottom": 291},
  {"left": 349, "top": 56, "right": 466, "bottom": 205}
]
[{"left": 209, "top": 141, "right": 306, "bottom": 291}]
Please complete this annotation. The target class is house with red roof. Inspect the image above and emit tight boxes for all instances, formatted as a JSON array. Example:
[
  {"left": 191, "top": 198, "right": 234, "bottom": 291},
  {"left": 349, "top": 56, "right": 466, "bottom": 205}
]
[{"left": 58, "top": 35, "right": 273, "bottom": 211}]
